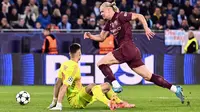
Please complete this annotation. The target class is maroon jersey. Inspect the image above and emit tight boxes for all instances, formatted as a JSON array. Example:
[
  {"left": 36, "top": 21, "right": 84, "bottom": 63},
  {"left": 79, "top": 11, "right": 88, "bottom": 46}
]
[{"left": 103, "top": 12, "right": 133, "bottom": 46}]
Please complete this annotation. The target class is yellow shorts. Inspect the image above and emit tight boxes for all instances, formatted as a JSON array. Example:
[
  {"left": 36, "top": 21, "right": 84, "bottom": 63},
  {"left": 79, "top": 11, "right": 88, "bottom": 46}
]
[{"left": 68, "top": 87, "right": 96, "bottom": 109}]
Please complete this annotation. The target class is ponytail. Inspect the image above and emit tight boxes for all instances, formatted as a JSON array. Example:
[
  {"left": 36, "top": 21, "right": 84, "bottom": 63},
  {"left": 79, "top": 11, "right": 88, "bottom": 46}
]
[
  {"left": 110, "top": 2, "right": 119, "bottom": 12},
  {"left": 100, "top": 2, "right": 119, "bottom": 12}
]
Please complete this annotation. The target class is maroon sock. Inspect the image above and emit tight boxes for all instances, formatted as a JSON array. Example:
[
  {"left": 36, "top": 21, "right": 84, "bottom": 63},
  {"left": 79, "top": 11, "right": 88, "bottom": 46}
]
[
  {"left": 98, "top": 64, "right": 116, "bottom": 82},
  {"left": 150, "top": 74, "right": 172, "bottom": 89}
]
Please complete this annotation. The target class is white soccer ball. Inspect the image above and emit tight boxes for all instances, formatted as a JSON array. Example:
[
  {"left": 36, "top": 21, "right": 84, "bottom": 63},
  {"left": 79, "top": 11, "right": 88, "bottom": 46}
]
[{"left": 16, "top": 91, "right": 30, "bottom": 105}]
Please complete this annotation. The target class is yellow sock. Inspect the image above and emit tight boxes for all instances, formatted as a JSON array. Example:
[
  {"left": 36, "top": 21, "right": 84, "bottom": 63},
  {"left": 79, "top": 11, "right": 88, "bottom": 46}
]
[
  {"left": 106, "top": 88, "right": 122, "bottom": 103},
  {"left": 92, "top": 85, "right": 109, "bottom": 105}
]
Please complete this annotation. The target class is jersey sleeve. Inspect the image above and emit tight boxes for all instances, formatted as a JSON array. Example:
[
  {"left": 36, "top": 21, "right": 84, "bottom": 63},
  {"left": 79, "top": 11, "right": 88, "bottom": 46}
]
[
  {"left": 62, "top": 64, "right": 78, "bottom": 86},
  {"left": 103, "top": 21, "right": 110, "bottom": 31},
  {"left": 119, "top": 12, "right": 132, "bottom": 24}
]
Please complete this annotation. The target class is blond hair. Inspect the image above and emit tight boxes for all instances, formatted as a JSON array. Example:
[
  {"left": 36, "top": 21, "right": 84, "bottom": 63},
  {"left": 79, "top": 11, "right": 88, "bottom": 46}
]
[{"left": 100, "top": 2, "right": 119, "bottom": 12}]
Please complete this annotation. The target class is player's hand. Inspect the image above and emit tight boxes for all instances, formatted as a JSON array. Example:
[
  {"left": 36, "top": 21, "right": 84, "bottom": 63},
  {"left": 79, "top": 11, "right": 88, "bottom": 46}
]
[
  {"left": 145, "top": 28, "right": 155, "bottom": 40},
  {"left": 84, "top": 32, "right": 91, "bottom": 39}
]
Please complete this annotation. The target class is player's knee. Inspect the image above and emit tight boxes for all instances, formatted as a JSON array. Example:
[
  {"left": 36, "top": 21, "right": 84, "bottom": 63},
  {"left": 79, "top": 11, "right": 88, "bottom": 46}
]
[
  {"left": 87, "top": 83, "right": 96, "bottom": 90},
  {"left": 104, "top": 82, "right": 111, "bottom": 87},
  {"left": 97, "top": 61, "right": 104, "bottom": 67},
  {"left": 86, "top": 83, "right": 96, "bottom": 94},
  {"left": 143, "top": 75, "right": 151, "bottom": 81},
  {"left": 101, "top": 82, "right": 111, "bottom": 92},
  {"left": 90, "top": 83, "right": 96, "bottom": 88}
]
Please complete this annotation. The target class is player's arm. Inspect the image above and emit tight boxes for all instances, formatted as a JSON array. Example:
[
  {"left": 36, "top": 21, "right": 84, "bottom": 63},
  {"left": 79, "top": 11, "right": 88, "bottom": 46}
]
[
  {"left": 131, "top": 13, "right": 155, "bottom": 40},
  {"left": 84, "top": 30, "right": 109, "bottom": 42},
  {"left": 50, "top": 65, "right": 77, "bottom": 110},
  {"left": 131, "top": 13, "right": 148, "bottom": 30},
  {"left": 57, "top": 84, "right": 68, "bottom": 103}
]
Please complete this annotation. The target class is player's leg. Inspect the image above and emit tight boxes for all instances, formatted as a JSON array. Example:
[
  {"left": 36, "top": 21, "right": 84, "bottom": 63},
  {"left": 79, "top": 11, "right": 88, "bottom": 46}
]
[
  {"left": 82, "top": 83, "right": 118, "bottom": 110},
  {"left": 129, "top": 60, "right": 184, "bottom": 103},
  {"left": 100, "top": 82, "right": 122, "bottom": 103},
  {"left": 101, "top": 82, "right": 135, "bottom": 108},
  {"left": 97, "top": 52, "right": 123, "bottom": 93},
  {"left": 48, "top": 78, "right": 62, "bottom": 109}
]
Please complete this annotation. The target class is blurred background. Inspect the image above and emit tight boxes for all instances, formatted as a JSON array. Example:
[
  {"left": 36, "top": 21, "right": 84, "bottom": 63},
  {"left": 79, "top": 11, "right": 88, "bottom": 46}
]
[{"left": 0, "top": 0, "right": 200, "bottom": 86}]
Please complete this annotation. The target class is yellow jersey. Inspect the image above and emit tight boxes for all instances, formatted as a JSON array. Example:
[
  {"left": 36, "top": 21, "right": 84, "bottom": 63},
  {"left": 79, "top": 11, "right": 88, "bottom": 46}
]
[{"left": 57, "top": 60, "right": 82, "bottom": 100}]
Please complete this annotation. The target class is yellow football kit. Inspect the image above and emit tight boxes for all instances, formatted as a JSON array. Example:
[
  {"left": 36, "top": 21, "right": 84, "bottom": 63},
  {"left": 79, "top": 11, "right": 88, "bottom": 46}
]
[{"left": 58, "top": 60, "right": 94, "bottom": 108}]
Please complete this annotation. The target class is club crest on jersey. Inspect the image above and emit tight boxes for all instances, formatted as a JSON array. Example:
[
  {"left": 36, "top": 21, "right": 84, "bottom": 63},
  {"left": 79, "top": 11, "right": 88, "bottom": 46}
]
[{"left": 124, "top": 12, "right": 127, "bottom": 16}]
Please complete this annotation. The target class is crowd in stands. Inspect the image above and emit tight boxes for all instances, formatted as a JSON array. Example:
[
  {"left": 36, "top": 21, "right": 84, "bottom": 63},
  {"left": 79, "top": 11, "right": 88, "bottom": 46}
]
[{"left": 0, "top": 0, "right": 200, "bottom": 31}]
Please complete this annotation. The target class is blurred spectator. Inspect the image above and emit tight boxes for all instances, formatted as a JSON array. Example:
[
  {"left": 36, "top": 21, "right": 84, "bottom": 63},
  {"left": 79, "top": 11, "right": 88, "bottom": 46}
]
[
  {"left": 151, "top": 7, "right": 165, "bottom": 30},
  {"left": 29, "top": 0, "right": 39, "bottom": 18},
  {"left": 57, "top": 15, "right": 71, "bottom": 31},
  {"left": 35, "top": 21, "right": 42, "bottom": 29},
  {"left": 131, "top": 0, "right": 141, "bottom": 13},
  {"left": 36, "top": 7, "right": 51, "bottom": 28},
  {"left": 78, "top": 0, "right": 91, "bottom": 18},
  {"left": 93, "top": 1, "right": 101, "bottom": 19},
  {"left": 52, "top": 0, "right": 62, "bottom": 12},
  {"left": 189, "top": 7, "right": 200, "bottom": 29},
  {"left": 39, "top": 0, "right": 52, "bottom": 14},
  {"left": 166, "top": 14, "right": 178, "bottom": 27},
  {"left": 0, "top": 0, "right": 198, "bottom": 30},
  {"left": 119, "top": 0, "right": 131, "bottom": 12},
  {"left": 87, "top": 18, "right": 97, "bottom": 29},
  {"left": 96, "top": 18, "right": 105, "bottom": 30},
  {"left": 13, "top": 18, "right": 27, "bottom": 29},
  {"left": 15, "top": 0, "right": 25, "bottom": 14},
  {"left": 1, "top": 0, "right": 11, "bottom": 13},
  {"left": 165, "top": 19, "right": 176, "bottom": 29},
  {"left": 179, "top": 19, "right": 194, "bottom": 31},
  {"left": 156, "top": 0, "right": 163, "bottom": 8},
  {"left": 173, "top": 0, "right": 185, "bottom": 8},
  {"left": 72, "top": 18, "right": 86, "bottom": 29},
  {"left": 190, "top": 0, "right": 198, "bottom": 6},
  {"left": 64, "top": 8, "right": 76, "bottom": 25},
  {"left": 0, "top": 17, "right": 11, "bottom": 29},
  {"left": 177, "top": 8, "right": 187, "bottom": 26},
  {"left": 21, "top": 6, "right": 36, "bottom": 28},
  {"left": 165, "top": 3, "right": 175, "bottom": 16},
  {"left": 63, "top": 0, "right": 77, "bottom": 16},
  {"left": 179, "top": 0, "right": 193, "bottom": 18},
  {"left": 184, "top": 31, "right": 199, "bottom": 53},
  {"left": 51, "top": 8, "right": 61, "bottom": 25},
  {"left": 8, "top": 7, "right": 20, "bottom": 27},
  {"left": 0, "top": 4, "right": 8, "bottom": 21},
  {"left": 145, "top": 14, "right": 153, "bottom": 28},
  {"left": 140, "top": 0, "right": 154, "bottom": 15},
  {"left": 195, "top": 0, "right": 200, "bottom": 8}
]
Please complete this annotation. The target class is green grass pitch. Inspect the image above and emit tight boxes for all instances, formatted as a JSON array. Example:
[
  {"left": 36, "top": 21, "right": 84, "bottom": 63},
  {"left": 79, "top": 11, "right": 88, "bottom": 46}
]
[{"left": 0, "top": 85, "right": 199, "bottom": 112}]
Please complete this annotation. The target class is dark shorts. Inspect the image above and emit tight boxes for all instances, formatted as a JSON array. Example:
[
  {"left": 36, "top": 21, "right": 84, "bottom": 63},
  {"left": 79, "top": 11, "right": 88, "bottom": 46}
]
[{"left": 112, "top": 42, "right": 144, "bottom": 68}]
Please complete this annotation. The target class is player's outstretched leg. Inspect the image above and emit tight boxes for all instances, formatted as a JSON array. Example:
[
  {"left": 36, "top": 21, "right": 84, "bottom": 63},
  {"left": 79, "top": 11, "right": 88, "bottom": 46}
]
[
  {"left": 101, "top": 82, "right": 135, "bottom": 108},
  {"left": 91, "top": 85, "right": 118, "bottom": 110},
  {"left": 132, "top": 65, "right": 184, "bottom": 103},
  {"left": 97, "top": 52, "right": 123, "bottom": 93}
]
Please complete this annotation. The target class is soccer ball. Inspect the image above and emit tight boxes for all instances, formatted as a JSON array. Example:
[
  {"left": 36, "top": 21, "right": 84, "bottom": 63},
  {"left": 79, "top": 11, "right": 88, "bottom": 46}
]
[{"left": 16, "top": 91, "right": 31, "bottom": 105}]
